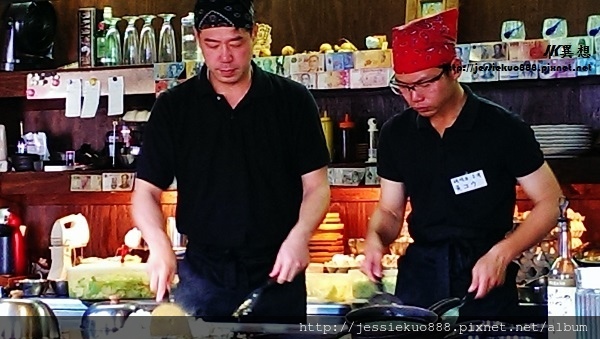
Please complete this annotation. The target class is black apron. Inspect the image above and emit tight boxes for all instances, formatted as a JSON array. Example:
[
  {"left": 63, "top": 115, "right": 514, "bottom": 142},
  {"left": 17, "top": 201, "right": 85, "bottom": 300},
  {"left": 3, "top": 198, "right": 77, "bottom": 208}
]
[
  {"left": 173, "top": 245, "right": 307, "bottom": 324},
  {"left": 394, "top": 239, "right": 519, "bottom": 322}
]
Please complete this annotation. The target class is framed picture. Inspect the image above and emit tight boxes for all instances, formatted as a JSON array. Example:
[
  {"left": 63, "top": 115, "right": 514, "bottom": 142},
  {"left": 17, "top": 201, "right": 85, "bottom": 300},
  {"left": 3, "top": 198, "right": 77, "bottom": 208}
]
[{"left": 405, "top": 0, "right": 459, "bottom": 23}]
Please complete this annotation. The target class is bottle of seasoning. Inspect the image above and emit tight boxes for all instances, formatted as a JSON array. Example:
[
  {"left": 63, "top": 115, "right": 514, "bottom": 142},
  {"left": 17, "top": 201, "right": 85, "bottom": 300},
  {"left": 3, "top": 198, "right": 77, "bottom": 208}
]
[
  {"left": 547, "top": 196, "right": 578, "bottom": 338},
  {"left": 0, "top": 223, "right": 14, "bottom": 275},
  {"left": 338, "top": 113, "right": 355, "bottom": 163},
  {"left": 320, "top": 110, "right": 334, "bottom": 162}
]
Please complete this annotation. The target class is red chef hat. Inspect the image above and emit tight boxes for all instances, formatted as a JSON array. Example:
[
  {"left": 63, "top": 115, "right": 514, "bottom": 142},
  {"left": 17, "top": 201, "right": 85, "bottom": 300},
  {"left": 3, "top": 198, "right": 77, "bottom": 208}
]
[{"left": 392, "top": 8, "right": 459, "bottom": 74}]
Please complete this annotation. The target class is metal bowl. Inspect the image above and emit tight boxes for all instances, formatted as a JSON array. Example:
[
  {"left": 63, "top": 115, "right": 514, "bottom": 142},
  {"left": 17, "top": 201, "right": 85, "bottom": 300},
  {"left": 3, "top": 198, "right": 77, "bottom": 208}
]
[
  {"left": 0, "top": 292, "right": 61, "bottom": 339},
  {"left": 518, "top": 285, "right": 547, "bottom": 304},
  {"left": 16, "top": 278, "right": 49, "bottom": 297}
]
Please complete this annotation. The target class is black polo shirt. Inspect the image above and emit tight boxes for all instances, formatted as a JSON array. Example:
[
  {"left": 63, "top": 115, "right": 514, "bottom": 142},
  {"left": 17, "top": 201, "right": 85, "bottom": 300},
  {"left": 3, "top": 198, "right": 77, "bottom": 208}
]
[
  {"left": 136, "top": 62, "right": 330, "bottom": 253},
  {"left": 377, "top": 85, "right": 544, "bottom": 247}
]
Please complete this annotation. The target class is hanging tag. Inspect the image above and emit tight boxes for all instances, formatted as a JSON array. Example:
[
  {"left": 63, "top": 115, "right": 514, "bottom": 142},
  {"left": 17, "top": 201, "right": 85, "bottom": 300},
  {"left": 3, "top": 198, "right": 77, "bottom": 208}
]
[
  {"left": 80, "top": 78, "right": 101, "bottom": 118},
  {"left": 65, "top": 79, "right": 82, "bottom": 118},
  {"left": 108, "top": 76, "right": 124, "bottom": 116}
]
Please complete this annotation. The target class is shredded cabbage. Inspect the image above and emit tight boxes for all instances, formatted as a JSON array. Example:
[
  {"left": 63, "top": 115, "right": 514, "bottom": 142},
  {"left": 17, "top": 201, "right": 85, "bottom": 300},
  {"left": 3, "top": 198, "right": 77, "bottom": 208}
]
[{"left": 70, "top": 275, "right": 153, "bottom": 299}]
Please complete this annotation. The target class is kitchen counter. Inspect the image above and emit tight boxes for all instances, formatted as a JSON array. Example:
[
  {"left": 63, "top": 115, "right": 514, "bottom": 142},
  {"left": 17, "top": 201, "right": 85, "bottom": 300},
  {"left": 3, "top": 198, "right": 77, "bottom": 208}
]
[{"left": 27, "top": 297, "right": 548, "bottom": 338}]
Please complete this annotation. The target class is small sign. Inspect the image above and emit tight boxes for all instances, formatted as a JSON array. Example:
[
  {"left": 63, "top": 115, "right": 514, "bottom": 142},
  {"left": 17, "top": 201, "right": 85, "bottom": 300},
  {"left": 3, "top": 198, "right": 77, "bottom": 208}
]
[{"left": 451, "top": 170, "right": 488, "bottom": 195}]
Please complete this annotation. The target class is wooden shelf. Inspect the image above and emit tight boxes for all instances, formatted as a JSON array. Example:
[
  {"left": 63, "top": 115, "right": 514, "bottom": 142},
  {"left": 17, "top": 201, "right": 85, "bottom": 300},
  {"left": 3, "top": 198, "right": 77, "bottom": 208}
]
[
  {"left": 0, "top": 157, "right": 599, "bottom": 203},
  {"left": 0, "top": 65, "right": 154, "bottom": 99},
  {"left": 0, "top": 71, "right": 29, "bottom": 98},
  {"left": 3, "top": 65, "right": 600, "bottom": 99}
]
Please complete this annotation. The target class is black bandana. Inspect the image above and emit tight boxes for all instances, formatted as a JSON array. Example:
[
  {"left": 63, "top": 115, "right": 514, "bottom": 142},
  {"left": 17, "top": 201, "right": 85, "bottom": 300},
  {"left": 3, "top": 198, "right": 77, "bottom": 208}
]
[{"left": 194, "top": 0, "right": 255, "bottom": 30}]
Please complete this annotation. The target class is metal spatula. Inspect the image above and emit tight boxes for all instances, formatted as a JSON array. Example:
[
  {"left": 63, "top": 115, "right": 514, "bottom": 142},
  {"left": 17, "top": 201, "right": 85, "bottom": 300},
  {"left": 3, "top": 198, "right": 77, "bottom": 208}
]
[
  {"left": 367, "top": 276, "right": 403, "bottom": 306},
  {"left": 232, "top": 278, "right": 277, "bottom": 318}
]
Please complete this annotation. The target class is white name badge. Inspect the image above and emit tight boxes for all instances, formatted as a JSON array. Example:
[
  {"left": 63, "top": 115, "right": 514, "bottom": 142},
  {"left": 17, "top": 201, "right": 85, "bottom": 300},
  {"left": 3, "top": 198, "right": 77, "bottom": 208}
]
[{"left": 451, "top": 170, "right": 488, "bottom": 195}]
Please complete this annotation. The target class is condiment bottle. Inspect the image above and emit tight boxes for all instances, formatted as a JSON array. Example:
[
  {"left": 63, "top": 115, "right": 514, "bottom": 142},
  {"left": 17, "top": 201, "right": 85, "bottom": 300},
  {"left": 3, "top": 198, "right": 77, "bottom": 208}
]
[
  {"left": 320, "top": 110, "right": 334, "bottom": 162},
  {"left": 547, "top": 196, "right": 578, "bottom": 339},
  {"left": 338, "top": 113, "right": 355, "bottom": 163}
]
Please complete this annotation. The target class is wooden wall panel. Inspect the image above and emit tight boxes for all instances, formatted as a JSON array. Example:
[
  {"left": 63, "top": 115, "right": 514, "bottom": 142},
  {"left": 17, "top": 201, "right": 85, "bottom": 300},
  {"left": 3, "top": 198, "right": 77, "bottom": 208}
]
[
  {"left": 22, "top": 202, "right": 176, "bottom": 263},
  {"left": 7, "top": 184, "right": 600, "bottom": 264},
  {"left": 330, "top": 184, "right": 600, "bottom": 256}
]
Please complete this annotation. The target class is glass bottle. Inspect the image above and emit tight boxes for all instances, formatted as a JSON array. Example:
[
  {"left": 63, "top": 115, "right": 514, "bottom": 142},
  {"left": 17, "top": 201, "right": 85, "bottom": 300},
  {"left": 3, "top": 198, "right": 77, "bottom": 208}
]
[
  {"left": 181, "top": 12, "right": 198, "bottom": 62},
  {"left": 95, "top": 7, "right": 113, "bottom": 66},
  {"left": 547, "top": 196, "right": 578, "bottom": 337}
]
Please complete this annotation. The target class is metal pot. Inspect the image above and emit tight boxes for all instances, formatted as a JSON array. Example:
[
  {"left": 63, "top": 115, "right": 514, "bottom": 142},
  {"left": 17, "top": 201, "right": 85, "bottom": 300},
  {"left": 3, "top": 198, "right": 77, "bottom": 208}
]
[
  {"left": 16, "top": 277, "right": 49, "bottom": 296},
  {"left": 0, "top": 290, "right": 61, "bottom": 339},
  {"left": 80, "top": 296, "right": 161, "bottom": 339},
  {"left": 518, "top": 275, "right": 547, "bottom": 304},
  {"left": 337, "top": 293, "right": 474, "bottom": 338}
]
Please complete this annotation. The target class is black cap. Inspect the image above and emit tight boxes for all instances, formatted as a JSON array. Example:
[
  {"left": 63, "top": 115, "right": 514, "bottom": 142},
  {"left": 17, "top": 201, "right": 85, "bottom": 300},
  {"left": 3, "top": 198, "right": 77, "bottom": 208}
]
[{"left": 194, "top": 0, "right": 255, "bottom": 30}]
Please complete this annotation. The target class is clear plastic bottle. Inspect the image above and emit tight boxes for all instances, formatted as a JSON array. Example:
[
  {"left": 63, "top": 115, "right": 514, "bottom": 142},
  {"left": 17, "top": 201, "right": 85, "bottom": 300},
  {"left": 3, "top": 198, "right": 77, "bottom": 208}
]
[{"left": 181, "top": 12, "right": 198, "bottom": 62}]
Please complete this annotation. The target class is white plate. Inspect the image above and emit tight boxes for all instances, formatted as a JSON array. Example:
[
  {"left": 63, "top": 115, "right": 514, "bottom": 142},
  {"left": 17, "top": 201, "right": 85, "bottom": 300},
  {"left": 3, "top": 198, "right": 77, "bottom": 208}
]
[
  {"left": 538, "top": 141, "right": 592, "bottom": 148},
  {"left": 532, "top": 124, "right": 591, "bottom": 129},
  {"left": 541, "top": 148, "right": 589, "bottom": 155}
]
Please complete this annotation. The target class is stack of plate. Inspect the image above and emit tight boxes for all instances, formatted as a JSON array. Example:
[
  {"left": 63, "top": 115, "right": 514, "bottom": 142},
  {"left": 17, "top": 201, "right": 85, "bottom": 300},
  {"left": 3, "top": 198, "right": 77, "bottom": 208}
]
[
  {"left": 309, "top": 212, "right": 344, "bottom": 263},
  {"left": 531, "top": 124, "right": 593, "bottom": 158}
]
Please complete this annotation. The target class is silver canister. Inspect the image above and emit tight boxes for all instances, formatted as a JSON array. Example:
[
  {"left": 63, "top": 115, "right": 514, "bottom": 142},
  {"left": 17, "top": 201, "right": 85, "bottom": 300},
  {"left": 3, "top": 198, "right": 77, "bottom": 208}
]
[
  {"left": 166, "top": 217, "right": 187, "bottom": 250},
  {"left": 575, "top": 267, "right": 600, "bottom": 339}
]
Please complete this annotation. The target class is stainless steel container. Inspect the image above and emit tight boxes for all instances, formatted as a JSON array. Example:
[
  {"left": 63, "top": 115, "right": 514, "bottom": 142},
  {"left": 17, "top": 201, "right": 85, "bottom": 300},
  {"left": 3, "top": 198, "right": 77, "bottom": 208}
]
[
  {"left": 0, "top": 291, "right": 61, "bottom": 339},
  {"left": 166, "top": 216, "right": 187, "bottom": 250},
  {"left": 575, "top": 267, "right": 600, "bottom": 339},
  {"left": 80, "top": 296, "right": 141, "bottom": 339}
]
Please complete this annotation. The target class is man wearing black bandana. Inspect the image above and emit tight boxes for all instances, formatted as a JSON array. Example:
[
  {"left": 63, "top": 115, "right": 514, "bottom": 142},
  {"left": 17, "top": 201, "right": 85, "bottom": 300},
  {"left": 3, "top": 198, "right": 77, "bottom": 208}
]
[{"left": 132, "top": 0, "right": 331, "bottom": 324}]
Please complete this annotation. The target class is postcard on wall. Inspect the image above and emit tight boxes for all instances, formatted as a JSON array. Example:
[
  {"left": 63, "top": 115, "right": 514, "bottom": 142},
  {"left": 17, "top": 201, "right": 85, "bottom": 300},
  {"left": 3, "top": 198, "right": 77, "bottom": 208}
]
[
  {"left": 70, "top": 174, "right": 102, "bottom": 192},
  {"left": 102, "top": 172, "right": 135, "bottom": 192}
]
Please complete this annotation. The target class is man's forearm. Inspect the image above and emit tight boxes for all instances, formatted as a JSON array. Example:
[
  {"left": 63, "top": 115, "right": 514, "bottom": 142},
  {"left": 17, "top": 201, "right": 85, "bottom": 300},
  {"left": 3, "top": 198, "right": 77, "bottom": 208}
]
[
  {"left": 288, "top": 183, "right": 330, "bottom": 243},
  {"left": 368, "top": 207, "right": 404, "bottom": 247},
  {"left": 131, "top": 189, "right": 172, "bottom": 251},
  {"left": 493, "top": 199, "right": 560, "bottom": 265}
]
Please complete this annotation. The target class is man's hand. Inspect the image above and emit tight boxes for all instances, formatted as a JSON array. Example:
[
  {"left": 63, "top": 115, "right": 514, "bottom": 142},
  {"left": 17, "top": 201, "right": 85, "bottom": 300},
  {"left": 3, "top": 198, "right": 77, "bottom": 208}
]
[
  {"left": 270, "top": 232, "right": 310, "bottom": 284},
  {"left": 360, "top": 234, "right": 385, "bottom": 282},
  {"left": 468, "top": 246, "right": 511, "bottom": 299},
  {"left": 147, "top": 244, "right": 177, "bottom": 302}
]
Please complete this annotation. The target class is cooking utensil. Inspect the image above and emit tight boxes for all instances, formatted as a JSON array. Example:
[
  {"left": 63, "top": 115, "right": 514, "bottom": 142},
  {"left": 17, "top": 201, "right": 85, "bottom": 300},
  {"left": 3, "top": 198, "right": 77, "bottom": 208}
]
[
  {"left": 15, "top": 277, "right": 48, "bottom": 296},
  {"left": 524, "top": 275, "right": 548, "bottom": 286},
  {"left": 80, "top": 295, "right": 140, "bottom": 339},
  {"left": 430, "top": 291, "right": 475, "bottom": 322},
  {"left": 232, "top": 278, "right": 277, "bottom": 318},
  {"left": 0, "top": 290, "right": 60, "bottom": 339},
  {"left": 367, "top": 276, "right": 403, "bottom": 305},
  {"left": 573, "top": 244, "right": 600, "bottom": 267},
  {"left": 518, "top": 285, "right": 547, "bottom": 304},
  {"left": 338, "top": 291, "right": 474, "bottom": 338}
]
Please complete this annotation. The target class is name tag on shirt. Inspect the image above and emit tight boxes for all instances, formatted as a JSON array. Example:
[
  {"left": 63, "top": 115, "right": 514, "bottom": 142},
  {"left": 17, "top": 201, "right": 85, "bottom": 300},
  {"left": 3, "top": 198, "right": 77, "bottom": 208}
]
[{"left": 451, "top": 170, "right": 488, "bottom": 195}]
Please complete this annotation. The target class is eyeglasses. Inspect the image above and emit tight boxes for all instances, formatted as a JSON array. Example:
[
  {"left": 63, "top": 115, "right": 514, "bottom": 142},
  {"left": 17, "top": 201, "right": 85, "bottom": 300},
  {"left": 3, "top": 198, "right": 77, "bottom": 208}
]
[{"left": 389, "top": 67, "right": 447, "bottom": 96}]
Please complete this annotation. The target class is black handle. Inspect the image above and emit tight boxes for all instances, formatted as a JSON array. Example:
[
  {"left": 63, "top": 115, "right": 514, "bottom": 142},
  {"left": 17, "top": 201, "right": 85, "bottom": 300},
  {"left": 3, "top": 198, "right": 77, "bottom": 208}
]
[
  {"left": 428, "top": 291, "right": 475, "bottom": 317},
  {"left": 374, "top": 276, "right": 384, "bottom": 293}
]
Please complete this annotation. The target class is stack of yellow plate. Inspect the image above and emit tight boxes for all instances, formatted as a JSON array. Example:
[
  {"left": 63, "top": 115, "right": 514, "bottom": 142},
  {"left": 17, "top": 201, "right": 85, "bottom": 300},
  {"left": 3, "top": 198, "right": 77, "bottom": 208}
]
[{"left": 309, "top": 212, "right": 344, "bottom": 263}]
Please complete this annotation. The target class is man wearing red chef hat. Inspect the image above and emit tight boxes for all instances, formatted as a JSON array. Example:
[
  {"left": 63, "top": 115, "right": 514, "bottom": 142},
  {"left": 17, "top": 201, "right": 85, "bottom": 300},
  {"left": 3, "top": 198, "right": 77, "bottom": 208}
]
[{"left": 361, "top": 8, "right": 562, "bottom": 321}]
